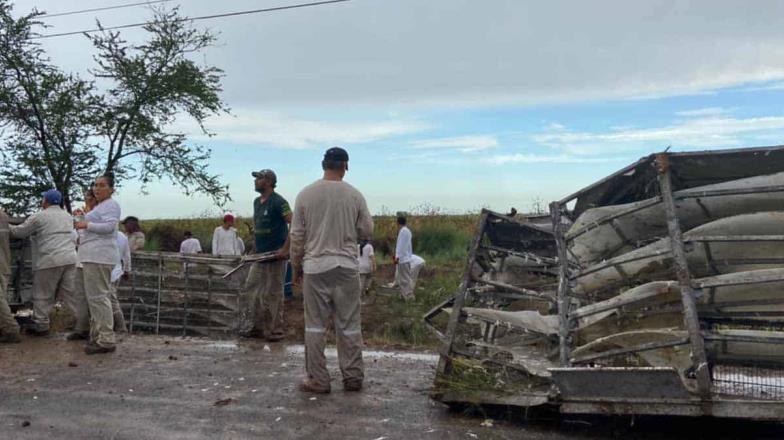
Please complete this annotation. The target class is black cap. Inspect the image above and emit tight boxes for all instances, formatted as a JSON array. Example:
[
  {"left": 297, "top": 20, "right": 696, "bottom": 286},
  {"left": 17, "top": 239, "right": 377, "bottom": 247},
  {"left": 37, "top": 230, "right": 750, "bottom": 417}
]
[
  {"left": 324, "top": 147, "right": 349, "bottom": 162},
  {"left": 121, "top": 216, "right": 139, "bottom": 224}
]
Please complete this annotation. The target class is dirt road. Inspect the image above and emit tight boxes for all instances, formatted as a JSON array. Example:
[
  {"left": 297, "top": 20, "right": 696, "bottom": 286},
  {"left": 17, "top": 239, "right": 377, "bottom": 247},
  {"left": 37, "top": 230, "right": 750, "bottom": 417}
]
[{"left": 1, "top": 334, "right": 783, "bottom": 439}]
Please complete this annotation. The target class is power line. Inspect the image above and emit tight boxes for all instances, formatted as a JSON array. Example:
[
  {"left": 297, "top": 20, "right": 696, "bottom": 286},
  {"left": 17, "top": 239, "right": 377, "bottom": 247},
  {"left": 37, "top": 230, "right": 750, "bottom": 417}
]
[
  {"left": 31, "top": 0, "right": 350, "bottom": 39},
  {"left": 39, "top": 0, "right": 176, "bottom": 19}
]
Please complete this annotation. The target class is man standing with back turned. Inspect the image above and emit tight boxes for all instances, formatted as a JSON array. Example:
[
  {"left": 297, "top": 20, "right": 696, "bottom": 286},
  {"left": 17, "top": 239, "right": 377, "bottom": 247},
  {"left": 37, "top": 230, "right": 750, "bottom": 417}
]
[{"left": 290, "top": 147, "right": 374, "bottom": 393}]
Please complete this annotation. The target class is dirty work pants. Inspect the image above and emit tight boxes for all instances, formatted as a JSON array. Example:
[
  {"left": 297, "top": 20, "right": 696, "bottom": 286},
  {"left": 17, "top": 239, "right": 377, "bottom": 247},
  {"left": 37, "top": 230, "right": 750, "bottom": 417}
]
[
  {"left": 397, "top": 262, "right": 414, "bottom": 300},
  {"left": 359, "top": 272, "right": 372, "bottom": 295},
  {"left": 30, "top": 265, "right": 76, "bottom": 332},
  {"left": 240, "top": 260, "right": 286, "bottom": 338},
  {"left": 67, "top": 267, "right": 89, "bottom": 333},
  {"left": 110, "top": 281, "right": 127, "bottom": 332},
  {"left": 303, "top": 266, "right": 363, "bottom": 389},
  {"left": 76, "top": 263, "right": 116, "bottom": 348},
  {"left": 0, "top": 274, "right": 20, "bottom": 335}
]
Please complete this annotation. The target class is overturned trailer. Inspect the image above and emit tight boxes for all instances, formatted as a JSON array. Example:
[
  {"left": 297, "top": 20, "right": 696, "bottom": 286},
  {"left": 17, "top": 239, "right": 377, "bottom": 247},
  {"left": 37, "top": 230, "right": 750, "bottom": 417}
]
[{"left": 428, "top": 145, "right": 784, "bottom": 420}]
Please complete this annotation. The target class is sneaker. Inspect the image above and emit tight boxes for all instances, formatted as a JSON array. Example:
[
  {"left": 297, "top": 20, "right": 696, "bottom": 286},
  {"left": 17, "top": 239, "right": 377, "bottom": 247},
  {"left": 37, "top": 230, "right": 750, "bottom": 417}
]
[
  {"left": 298, "top": 380, "right": 330, "bottom": 394},
  {"left": 343, "top": 379, "right": 363, "bottom": 392},
  {"left": 84, "top": 343, "right": 116, "bottom": 355},
  {"left": 66, "top": 332, "right": 89, "bottom": 341},
  {"left": 0, "top": 332, "right": 21, "bottom": 344}
]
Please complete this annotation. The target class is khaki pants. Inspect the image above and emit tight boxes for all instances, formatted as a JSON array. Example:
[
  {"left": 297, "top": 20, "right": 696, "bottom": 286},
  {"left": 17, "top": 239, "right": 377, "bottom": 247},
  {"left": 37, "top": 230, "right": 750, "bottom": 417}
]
[
  {"left": 0, "top": 274, "right": 19, "bottom": 335},
  {"left": 30, "top": 265, "right": 76, "bottom": 332},
  {"left": 110, "top": 281, "right": 127, "bottom": 332},
  {"left": 411, "top": 263, "right": 424, "bottom": 290},
  {"left": 303, "top": 266, "right": 363, "bottom": 389},
  {"left": 359, "top": 272, "right": 372, "bottom": 295},
  {"left": 80, "top": 263, "right": 116, "bottom": 348},
  {"left": 239, "top": 260, "right": 286, "bottom": 339},
  {"left": 398, "top": 262, "right": 414, "bottom": 300},
  {"left": 67, "top": 267, "right": 90, "bottom": 333}
]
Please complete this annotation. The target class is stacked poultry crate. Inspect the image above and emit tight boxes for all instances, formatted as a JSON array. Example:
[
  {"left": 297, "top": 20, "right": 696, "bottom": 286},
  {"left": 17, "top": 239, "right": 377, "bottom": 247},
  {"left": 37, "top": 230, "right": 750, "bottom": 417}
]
[{"left": 432, "top": 146, "right": 784, "bottom": 420}]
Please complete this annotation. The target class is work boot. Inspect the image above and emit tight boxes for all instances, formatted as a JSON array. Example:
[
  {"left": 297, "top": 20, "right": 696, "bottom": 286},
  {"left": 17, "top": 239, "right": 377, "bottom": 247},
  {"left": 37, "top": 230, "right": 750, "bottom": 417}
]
[
  {"left": 84, "top": 342, "right": 116, "bottom": 355},
  {"left": 343, "top": 379, "right": 363, "bottom": 392},
  {"left": 66, "top": 331, "right": 89, "bottom": 341},
  {"left": 24, "top": 327, "right": 49, "bottom": 337},
  {"left": 0, "top": 332, "right": 21, "bottom": 343},
  {"left": 298, "top": 380, "right": 330, "bottom": 394}
]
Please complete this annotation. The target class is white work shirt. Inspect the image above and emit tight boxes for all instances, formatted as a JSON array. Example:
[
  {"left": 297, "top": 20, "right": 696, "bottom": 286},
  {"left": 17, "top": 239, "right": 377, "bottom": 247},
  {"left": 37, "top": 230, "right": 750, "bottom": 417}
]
[
  {"left": 180, "top": 237, "right": 202, "bottom": 254},
  {"left": 78, "top": 198, "right": 121, "bottom": 265},
  {"left": 395, "top": 226, "right": 413, "bottom": 264},
  {"left": 211, "top": 226, "right": 244, "bottom": 256},
  {"left": 357, "top": 243, "right": 374, "bottom": 274},
  {"left": 410, "top": 254, "right": 425, "bottom": 269},
  {"left": 111, "top": 231, "right": 131, "bottom": 283},
  {"left": 11, "top": 205, "right": 78, "bottom": 270}
]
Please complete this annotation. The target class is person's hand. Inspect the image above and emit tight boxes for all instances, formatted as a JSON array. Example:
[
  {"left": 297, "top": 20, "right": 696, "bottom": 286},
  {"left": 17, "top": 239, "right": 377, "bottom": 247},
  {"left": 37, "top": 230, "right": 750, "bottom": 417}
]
[
  {"left": 393, "top": 256, "right": 399, "bottom": 265},
  {"left": 74, "top": 221, "right": 88, "bottom": 230},
  {"left": 122, "top": 272, "right": 130, "bottom": 280},
  {"left": 275, "top": 247, "right": 290, "bottom": 260},
  {"left": 292, "top": 266, "right": 304, "bottom": 288}
]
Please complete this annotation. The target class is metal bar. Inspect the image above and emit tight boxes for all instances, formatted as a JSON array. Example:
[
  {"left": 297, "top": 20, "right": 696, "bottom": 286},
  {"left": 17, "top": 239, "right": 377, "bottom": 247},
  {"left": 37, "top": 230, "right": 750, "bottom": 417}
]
[
  {"left": 571, "top": 337, "right": 690, "bottom": 364},
  {"left": 480, "top": 244, "right": 558, "bottom": 266},
  {"left": 436, "top": 211, "right": 489, "bottom": 375},
  {"left": 183, "top": 259, "right": 190, "bottom": 336},
  {"left": 570, "top": 248, "right": 673, "bottom": 280},
  {"left": 469, "top": 276, "right": 554, "bottom": 302},
  {"left": 558, "top": 154, "right": 654, "bottom": 205},
  {"left": 155, "top": 255, "right": 163, "bottom": 335},
  {"left": 656, "top": 153, "right": 713, "bottom": 398},
  {"left": 551, "top": 201, "right": 572, "bottom": 367},
  {"left": 686, "top": 235, "right": 784, "bottom": 242},
  {"left": 564, "top": 196, "right": 662, "bottom": 241},
  {"left": 675, "top": 184, "right": 784, "bottom": 200},
  {"left": 704, "top": 333, "right": 784, "bottom": 344}
]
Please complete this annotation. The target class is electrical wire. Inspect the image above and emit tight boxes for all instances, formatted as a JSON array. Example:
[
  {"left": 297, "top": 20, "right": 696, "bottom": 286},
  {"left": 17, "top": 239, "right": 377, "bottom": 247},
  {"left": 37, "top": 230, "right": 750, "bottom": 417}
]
[
  {"left": 31, "top": 0, "right": 350, "bottom": 39},
  {"left": 39, "top": 0, "right": 175, "bottom": 19}
]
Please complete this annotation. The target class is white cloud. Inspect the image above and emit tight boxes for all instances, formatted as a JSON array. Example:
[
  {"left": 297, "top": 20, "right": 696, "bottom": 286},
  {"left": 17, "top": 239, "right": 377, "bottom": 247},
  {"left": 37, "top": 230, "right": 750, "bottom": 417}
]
[
  {"left": 176, "top": 110, "right": 430, "bottom": 149},
  {"left": 409, "top": 135, "right": 499, "bottom": 152},
  {"left": 675, "top": 107, "right": 734, "bottom": 117},
  {"left": 24, "top": 0, "right": 784, "bottom": 108},
  {"left": 483, "top": 154, "right": 625, "bottom": 165},
  {"left": 533, "top": 115, "right": 784, "bottom": 155}
]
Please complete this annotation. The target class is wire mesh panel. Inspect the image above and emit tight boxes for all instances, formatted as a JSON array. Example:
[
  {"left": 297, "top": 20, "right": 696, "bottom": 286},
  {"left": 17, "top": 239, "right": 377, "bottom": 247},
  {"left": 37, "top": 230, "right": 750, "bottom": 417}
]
[{"left": 118, "top": 252, "right": 247, "bottom": 338}]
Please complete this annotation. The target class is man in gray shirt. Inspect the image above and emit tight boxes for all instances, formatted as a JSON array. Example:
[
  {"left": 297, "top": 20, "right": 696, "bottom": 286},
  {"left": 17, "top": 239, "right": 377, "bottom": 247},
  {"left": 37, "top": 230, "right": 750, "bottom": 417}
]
[
  {"left": 290, "top": 147, "right": 374, "bottom": 393},
  {"left": 11, "top": 189, "right": 78, "bottom": 335},
  {"left": 0, "top": 207, "right": 21, "bottom": 343}
]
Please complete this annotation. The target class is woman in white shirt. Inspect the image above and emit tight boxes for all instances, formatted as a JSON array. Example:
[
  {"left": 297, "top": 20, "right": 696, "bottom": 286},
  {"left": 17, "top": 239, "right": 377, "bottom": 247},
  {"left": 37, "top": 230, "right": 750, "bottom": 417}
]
[
  {"left": 357, "top": 240, "right": 376, "bottom": 296},
  {"left": 73, "top": 174, "right": 120, "bottom": 355}
]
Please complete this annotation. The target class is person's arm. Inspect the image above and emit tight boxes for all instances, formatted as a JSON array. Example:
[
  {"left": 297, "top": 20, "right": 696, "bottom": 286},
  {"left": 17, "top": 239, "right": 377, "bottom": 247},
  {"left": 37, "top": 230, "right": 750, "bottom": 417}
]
[
  {"left": 212, "top": 229, "right": 219, "bottom": 255},
  {"left": 277, "top": 211, "right": 293, "bottom": 259},
  {"left": 195, "top": 240, "right": 202, "bottom": 254},
  {"left": 356, "top": 195, "right": 373, "bottom": 242},
  {"left": 236, "top": 233, "right": 245, "bottom": 255},
  {"left": 289, "top": 196, "right": 306, "bottom": 281},
  {"left": 394, "top": 229, "right": 404, "bottom": 264},
  {"left": 369, "top": 246, "right": 376, "bottom": 272},
  {"left": 79, "top": 203, "right": 120, "bottom": 234},
  {"left": 9, "top": 212, "right": 39, "bottom": 239}
]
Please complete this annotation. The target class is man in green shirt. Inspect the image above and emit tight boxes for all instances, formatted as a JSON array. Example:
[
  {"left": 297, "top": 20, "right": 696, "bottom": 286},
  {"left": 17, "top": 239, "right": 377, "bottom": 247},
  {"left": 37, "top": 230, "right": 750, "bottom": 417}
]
[{"left": 239, "top": 169, "right": 292, "bottom": 341}]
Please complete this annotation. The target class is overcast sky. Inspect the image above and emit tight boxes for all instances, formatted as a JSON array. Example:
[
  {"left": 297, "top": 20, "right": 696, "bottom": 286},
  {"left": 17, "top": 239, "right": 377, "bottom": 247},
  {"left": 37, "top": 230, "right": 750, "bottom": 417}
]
[{"left": 12, "top": 0, "right": 784, "bottom": 218}]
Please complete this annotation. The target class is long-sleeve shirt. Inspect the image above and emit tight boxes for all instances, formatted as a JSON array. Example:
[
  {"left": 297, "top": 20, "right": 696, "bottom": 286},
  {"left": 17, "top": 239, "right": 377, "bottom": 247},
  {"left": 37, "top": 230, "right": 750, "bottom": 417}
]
[
  {"left": 78, "top": 198, "right": 121, "bottom": 265},
  {"left": 127, "top": 231, "right": 145, "bottom": 252},
  {"left": 10, "top": 205, "right": 78, "bottom": 270},
  {"left": 180, "top": 238, "right": 202, "bottom": 254},
  {"left": 111, "top": 231, "right": 131, "bottom": 283},
  {"left": 290, "top": 179, "right": 373, "bottom": 274},
  {"left": 395, "top": 226, "right": 413, "bottom": 264},
  {"left": 0, "top": 209, "right": 9, "bottom": 276},
  {"left": 211, "top": 227, "right": 244, "bottom": 256}
]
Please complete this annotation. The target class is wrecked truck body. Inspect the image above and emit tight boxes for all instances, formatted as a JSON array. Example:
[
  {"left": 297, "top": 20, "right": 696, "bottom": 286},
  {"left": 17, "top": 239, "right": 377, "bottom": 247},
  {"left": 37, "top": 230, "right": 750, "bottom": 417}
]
[{"left": 428, "top": 145, "right": 784, "bottom": 420}]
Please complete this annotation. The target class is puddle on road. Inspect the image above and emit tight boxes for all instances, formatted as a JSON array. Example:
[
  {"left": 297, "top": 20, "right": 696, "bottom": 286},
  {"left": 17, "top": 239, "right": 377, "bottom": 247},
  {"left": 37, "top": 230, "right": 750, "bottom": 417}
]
[{"left": 285, "top": 345, "right": 439, "bottom": 363}]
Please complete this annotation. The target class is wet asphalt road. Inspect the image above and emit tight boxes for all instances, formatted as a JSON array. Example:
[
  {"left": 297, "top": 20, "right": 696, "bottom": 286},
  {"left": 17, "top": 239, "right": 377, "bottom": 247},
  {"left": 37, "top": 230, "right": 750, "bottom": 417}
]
[{"left": 1, "top": 334, "right": 783, "bottom": 439}]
